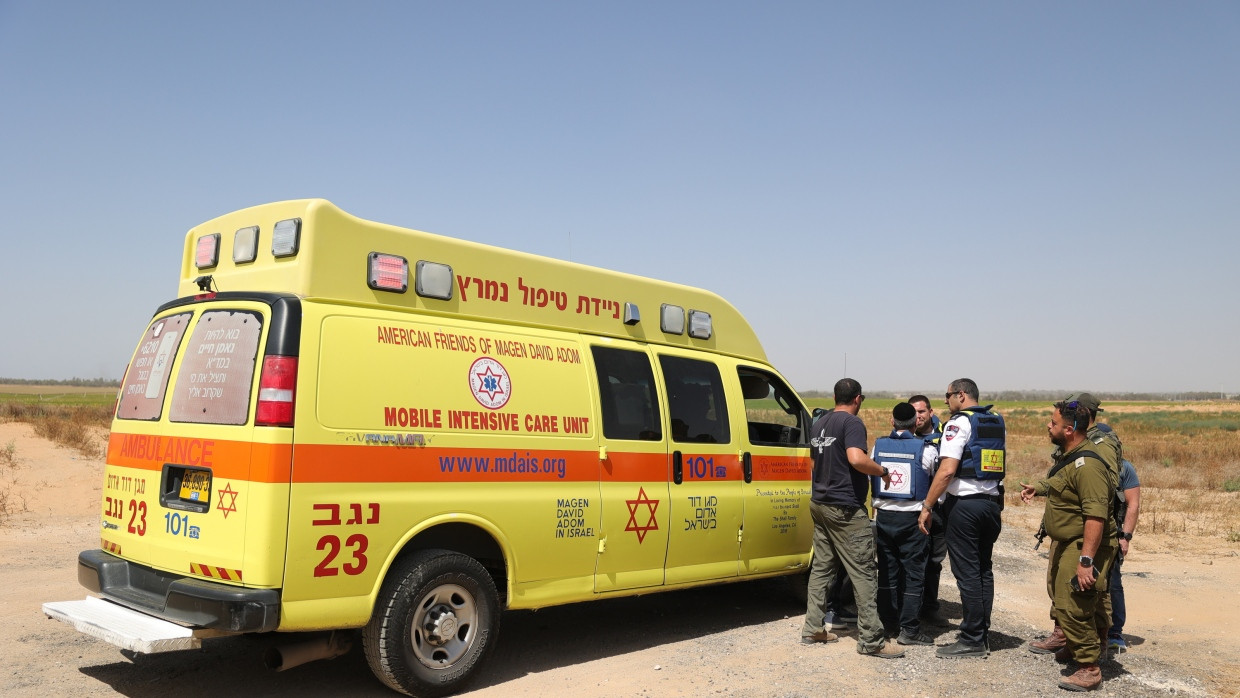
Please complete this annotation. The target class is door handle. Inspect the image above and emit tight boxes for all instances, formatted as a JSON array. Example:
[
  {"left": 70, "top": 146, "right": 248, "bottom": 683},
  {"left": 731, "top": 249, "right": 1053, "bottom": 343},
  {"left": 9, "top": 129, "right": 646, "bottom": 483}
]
[
  {"left": 673, "top": 450, "right": 683, "bottom": 485},
  {"left": 743, "top": 452, "right": 753, "bottom": 483}
]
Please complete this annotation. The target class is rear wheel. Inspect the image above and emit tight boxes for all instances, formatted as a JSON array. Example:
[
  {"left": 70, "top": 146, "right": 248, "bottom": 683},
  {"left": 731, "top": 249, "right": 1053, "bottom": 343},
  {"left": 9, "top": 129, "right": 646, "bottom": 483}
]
[{"left": 363, "top": 549, "right": 500, "bottom": 697}]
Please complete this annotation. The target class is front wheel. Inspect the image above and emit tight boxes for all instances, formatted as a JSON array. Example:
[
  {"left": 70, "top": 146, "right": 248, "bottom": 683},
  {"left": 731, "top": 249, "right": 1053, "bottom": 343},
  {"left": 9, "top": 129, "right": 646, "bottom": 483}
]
[{"left": 364, "top": 549, "right": 500, "bottom": 697}]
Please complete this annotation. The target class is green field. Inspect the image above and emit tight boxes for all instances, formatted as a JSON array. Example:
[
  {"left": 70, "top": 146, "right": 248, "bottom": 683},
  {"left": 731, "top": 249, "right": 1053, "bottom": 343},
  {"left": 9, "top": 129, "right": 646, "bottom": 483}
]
[{"left": 0, "top": 385, "right": 116, "bottom": 406}]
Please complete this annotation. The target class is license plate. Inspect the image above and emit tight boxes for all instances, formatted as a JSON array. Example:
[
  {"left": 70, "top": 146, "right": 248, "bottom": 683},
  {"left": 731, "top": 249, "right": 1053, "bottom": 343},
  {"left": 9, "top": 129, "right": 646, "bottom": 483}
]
[{"left": 179, "top": 470, "right": 211, "bottom": 502}]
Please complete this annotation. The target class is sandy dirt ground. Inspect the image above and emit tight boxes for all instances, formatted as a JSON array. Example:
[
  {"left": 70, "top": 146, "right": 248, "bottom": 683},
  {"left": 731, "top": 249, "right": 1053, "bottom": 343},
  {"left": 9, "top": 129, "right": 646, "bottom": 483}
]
[{"left": 2, "top": 420, "right": 1238, "bottom": 697}]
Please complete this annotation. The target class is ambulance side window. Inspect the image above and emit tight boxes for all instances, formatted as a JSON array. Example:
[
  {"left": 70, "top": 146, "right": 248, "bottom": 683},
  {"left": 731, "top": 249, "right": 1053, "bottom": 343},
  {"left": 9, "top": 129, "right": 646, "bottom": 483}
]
[
  {"left": 738, "top": 367, "right": 809, "bottom": 446},
  {"left": 592, "top": 346, "right": 661, "bottom": 441},
  {"left": 660, "top": 356, "right": 730, "bottom": 445},
  {"left": 117, "top": 312, "right": 193, "bottom": 421}
]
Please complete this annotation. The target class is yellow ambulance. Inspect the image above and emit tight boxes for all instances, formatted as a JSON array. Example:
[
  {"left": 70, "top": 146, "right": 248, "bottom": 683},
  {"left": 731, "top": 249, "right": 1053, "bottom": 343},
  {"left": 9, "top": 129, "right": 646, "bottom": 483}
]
[{"left": 45, "top": 199, "right": 813, "bottom": 697}]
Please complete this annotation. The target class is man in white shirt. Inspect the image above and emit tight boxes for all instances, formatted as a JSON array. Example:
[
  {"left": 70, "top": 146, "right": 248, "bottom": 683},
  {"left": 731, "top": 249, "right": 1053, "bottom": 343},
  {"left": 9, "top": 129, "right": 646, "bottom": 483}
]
[{"left": 917, "top": 378, "right": 1006, "bottom": 658}]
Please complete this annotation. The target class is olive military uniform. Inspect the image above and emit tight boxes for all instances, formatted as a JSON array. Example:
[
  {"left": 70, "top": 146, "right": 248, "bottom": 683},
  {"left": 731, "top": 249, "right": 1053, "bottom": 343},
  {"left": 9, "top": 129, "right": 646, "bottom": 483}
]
[
  {"left": 1041, "top": 425, "right": 1123, "bottom": 620},
  {"left": 1031, "top": 439, "right": 1119, "bottom": 664}
]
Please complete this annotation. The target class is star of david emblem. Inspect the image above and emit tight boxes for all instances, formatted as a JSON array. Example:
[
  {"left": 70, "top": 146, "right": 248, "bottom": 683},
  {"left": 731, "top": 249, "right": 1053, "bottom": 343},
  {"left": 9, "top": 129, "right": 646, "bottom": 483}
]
[
  {"left": 624, "top": 486, "right": 660, "bottom": 543},
  {"left": 889, "top": 470, "right": 906, "bottom": 487},
  {"left": 475, "top": 366, "right": 505, "bottom": 400},
  {"left": 216, "top": 482, "right": 239, "bottom": 519}
]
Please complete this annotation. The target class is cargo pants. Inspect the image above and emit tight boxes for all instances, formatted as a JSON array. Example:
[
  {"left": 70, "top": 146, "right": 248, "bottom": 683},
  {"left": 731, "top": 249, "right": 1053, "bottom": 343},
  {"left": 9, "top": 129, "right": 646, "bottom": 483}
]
[
  {"left": 802, "top": 501, "right": 886, "bottom": 653},
  {"left": 1050, "top": 538, "right": 1115, "bottom": 664}
]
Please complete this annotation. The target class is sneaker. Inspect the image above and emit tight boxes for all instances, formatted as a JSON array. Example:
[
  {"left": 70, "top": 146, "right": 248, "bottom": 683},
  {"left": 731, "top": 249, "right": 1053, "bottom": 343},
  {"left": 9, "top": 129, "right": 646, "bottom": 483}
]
[
  {"left": 861, "top": 639, "right": 905, "bottom": 659},
  {"left": 936, "top": 640, "right": 989, "bottom": 658},
  {"left": 801, "top": 630, "right": 839, "bottom": 645},
  {"left": 897, "top": 631, "right": 934, "bottom": 646},
  {"left": 1108, "top": 636, "right": 1127, "bottom": 653},
  {"left": 1058, "top": 663, "right": 1102, "bottom": 691},
  {"left": 823, "top": 610, "right": 856, "bottom": 630}
]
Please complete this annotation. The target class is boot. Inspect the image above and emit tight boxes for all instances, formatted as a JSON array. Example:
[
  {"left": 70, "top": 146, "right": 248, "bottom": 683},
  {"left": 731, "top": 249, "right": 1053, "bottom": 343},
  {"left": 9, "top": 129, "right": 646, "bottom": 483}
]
[
  {"left": 1058, "top": 663, "right": 1102, "bottom": 691},
  {"left": 1029, "top": 624, "right": 1067, "bottom": 654}
]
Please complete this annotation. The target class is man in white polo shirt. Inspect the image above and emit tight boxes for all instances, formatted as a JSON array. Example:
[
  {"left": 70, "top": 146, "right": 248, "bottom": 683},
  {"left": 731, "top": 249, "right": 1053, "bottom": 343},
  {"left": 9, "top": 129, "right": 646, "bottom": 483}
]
[{"left": 917, "top": 378, "right": 1006, "bottom": 658}]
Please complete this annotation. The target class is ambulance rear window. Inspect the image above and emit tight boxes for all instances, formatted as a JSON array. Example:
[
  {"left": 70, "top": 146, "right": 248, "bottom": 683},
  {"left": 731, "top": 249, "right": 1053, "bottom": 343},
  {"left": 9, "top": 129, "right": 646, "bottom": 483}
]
[
  {"left": 169, "top": 310, "right": 263, "bottom": 425},
  {"left": 117, "top": 312, "right": 193, "bottom": 421}
]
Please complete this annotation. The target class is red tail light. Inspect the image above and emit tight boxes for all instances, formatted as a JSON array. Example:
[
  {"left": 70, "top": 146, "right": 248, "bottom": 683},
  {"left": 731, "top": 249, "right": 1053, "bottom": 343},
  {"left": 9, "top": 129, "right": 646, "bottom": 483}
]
[{"left": 256, "top": 356, "right": 298, "bottom": 427}]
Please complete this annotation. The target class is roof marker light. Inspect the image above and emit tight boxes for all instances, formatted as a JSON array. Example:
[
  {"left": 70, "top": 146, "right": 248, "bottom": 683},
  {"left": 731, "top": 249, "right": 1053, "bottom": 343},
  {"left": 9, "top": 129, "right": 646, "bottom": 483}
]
[
  {"left": 272, "top": 218, "right": 301, "bottom": 258},
  {"left": 415, "top": 260, "right": 454, "bottom": 300},
  {"left": 195, "top": 233, "right": 220, "bottom": 269},
  {"left": 368, "top": 253, "right": 409, "bottom": 292},
  {"left": 688, "top": 310, "right": 713, "bottom": 339},
  {"left": 233, "top": 226, "right": 259, "bottom": 264},
  {"left": 623, "top": 302, "right": 641, "bottom": 326},
  {"left": 660, "top": 304, "right": 685, "bottom": 335}
]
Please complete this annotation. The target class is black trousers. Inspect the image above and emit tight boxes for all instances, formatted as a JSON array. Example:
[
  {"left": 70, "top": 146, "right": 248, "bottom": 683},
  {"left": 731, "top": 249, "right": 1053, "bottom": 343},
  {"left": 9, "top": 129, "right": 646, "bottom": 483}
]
[
  {"left": 874, "top": 508, "right": 929, "bottom": 633},
  {"left": 943, "top": 495, "right": 1002, "bottom": 646},
  {"left": 923, "top": 502, "right": 947, "bottom": 611}
]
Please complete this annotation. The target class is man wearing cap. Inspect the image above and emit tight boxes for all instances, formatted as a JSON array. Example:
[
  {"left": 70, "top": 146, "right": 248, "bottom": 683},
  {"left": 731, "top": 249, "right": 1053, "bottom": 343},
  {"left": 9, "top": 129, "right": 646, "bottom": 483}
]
[
  {"left": 1020, "top": 399, "right": 1119, "bottom": 691},
  {"left": 917, "top": 378, "right": 1006, "bottom": 658},
  {"left": 1027, "top": 393, "right": 1123, "bottom": 655},
  {"left": 871, "top": 402, "right": 938, "bottom": 645},
  {"left": 800, "top": 378, "right": 905, "bottom": 659},
  {"left": 910, "top": 394, "right": 947, "bottom": 620}
]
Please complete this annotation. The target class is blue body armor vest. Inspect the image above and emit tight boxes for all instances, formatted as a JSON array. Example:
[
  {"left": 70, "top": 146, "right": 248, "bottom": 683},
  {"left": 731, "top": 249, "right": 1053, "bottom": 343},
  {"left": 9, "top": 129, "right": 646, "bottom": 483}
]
[
  {"left": 871, "top": 430, "right": 933, "bottom": 500},
  {"left": 954, "top": 405, "right": 1006, "bottom": 480}
]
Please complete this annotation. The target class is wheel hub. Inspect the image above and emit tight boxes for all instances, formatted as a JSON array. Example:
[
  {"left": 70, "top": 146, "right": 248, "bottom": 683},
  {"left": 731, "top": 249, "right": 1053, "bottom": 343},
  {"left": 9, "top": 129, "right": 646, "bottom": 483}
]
[{"left": 424, "top": 606, "right": 459, "bottom": 644}]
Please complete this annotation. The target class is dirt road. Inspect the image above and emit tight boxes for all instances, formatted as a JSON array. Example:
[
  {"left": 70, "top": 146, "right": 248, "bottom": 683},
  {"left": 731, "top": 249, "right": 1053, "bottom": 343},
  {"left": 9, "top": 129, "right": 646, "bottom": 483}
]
[{"left": 2, "top": 420, "right": 1237, "bottom": 697}]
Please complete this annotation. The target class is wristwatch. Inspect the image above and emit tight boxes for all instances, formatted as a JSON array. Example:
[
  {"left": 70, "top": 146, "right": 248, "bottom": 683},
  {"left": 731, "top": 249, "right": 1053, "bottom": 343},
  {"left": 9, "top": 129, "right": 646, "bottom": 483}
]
[
  {"left": 881, "top": 466, "right": 890, "bottom": 478},
  {"left": 1079, "top": 555, "right": 1094, "bottom": 567},
  {"left": 1118, "top": 531, "right": 1133, "bottom": 541}
]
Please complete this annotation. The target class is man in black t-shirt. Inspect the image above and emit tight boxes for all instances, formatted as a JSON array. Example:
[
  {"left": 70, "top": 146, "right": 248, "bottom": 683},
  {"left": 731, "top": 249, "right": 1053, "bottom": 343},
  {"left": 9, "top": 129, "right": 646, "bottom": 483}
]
[{"left": 800, "top": 378, "right": 905, "bottom": 659}]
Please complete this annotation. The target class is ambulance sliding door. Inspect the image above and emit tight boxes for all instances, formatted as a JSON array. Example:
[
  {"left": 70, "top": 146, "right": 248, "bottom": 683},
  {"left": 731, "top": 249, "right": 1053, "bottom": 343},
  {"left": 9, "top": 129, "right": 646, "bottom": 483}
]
[
  {"left": 657, "top": 351, "right": 743, "bottom": 585},
  {"left": 592, "top": 341, "right": 670, "bottom": 592},
  {"left": 735, "top": 365, "right": 813, "bottom": 574}
]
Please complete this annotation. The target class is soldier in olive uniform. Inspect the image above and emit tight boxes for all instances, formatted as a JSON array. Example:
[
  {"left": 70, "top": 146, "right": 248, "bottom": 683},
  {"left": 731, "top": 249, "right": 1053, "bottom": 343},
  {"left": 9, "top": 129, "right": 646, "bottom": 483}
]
[
  {"left": 1021, "top": 400, "right": 1119, "bottom": 692},
  {"left": 1028, "top": 393, "right": 1122, "bottom": 654}
]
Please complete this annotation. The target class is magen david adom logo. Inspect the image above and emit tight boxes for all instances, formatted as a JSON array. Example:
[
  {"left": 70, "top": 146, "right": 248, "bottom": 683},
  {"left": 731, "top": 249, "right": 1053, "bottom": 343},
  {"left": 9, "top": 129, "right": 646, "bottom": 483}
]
[{"left": 469, "top": 357, "right": 512, "bottom": 409}]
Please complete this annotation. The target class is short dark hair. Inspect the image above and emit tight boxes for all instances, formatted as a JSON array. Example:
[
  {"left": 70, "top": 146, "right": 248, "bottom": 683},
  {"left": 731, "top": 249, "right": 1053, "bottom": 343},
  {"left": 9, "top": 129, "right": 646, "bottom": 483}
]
[
  {"left": 834, "top": 378, "right": 862, "bottom": 405},
  {"left": 908, "top": 394, "right": 930, "bottom": 407},
  {"left": 1053, "top": 400, "right": 1092, "bottom": 432},
  {"left": 949, "top": 378, "right": 979, "bottom": 401}
]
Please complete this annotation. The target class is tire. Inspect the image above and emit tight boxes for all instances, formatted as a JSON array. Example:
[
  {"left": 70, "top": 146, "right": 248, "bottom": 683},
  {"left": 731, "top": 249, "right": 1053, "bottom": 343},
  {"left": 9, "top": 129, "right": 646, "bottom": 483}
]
[{"left": 363, "top": 549, "right": 500, "bottom": 697}]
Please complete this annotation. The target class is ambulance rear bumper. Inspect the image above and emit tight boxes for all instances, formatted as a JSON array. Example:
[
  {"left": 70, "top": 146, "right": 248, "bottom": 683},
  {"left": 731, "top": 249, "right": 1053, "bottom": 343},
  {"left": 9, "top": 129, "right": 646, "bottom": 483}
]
[{"left": 78, "top": 549, "right": 281, "bottom": 633}]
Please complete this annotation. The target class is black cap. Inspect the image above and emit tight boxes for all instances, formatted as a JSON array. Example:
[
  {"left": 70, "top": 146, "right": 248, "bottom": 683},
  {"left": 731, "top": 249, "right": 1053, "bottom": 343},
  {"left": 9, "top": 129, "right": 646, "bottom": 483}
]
[{"left": 893, "top": 402, "right": 916, "bottom": 422}]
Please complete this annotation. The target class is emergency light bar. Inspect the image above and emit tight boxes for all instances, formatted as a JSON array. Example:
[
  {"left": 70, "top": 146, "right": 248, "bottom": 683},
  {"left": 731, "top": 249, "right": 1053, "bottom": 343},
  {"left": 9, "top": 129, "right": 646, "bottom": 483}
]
[
  {"left": 195, "top": 233, "right": 220, "bottom": 269},
  {"left": 660, "top": 304, "right": 685, "bottom": 335},
  {"left": 271, "top": 218, "right": 301, "bottom": 258},
  {"left": 368, "top": 253, "right": 408, "bottom": 292},
  {"left": 415, "top": 260, "right": 453, "bottom": 300},
  {"left": 233, "top": 226, "right": 259, "bottom": 264},
  {"left": 688, "top": 310, "right": 713, "bottom": 339}
]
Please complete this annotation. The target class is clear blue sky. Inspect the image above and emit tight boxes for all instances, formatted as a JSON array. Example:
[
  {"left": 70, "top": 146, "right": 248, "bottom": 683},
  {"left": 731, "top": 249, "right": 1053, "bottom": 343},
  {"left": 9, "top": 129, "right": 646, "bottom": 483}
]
[{"left": 1, "top": 1, "right": 1237, "bottom": 394}]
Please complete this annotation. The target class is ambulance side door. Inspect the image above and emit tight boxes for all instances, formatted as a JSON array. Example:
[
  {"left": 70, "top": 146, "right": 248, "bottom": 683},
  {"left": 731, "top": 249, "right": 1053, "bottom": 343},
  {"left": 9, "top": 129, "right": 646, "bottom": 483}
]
[
  {"left": 591, "top": 341, "right": 671, "bottom": 592},
  {"left": 734, "top": 365, "right": 814, "bottom": 574},
  {"left": 657, "top": 351, "right": 743, "bottom": 584}
]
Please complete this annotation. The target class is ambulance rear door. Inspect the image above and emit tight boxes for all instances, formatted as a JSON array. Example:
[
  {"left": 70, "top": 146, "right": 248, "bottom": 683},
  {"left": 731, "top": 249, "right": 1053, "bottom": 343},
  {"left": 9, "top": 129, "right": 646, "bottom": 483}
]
[{"left": 107, "top": 297, "right": 294, "bottom": 592}]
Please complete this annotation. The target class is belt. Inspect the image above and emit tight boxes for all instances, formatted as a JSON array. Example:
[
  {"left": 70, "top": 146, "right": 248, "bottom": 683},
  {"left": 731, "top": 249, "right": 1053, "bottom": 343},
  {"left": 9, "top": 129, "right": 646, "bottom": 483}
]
[{"left": 949, "top": 493, "right": 1003, "bottom": 504}]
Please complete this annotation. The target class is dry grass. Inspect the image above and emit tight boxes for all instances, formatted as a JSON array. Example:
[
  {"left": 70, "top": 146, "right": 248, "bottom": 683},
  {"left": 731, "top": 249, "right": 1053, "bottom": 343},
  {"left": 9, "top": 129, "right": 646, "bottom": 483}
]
[
  {"left": 0, "top": 402, "right": 113, "bottom": 459},
  {"left": 859, "top": 401, "right": 1240, "bottom": 541}
]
